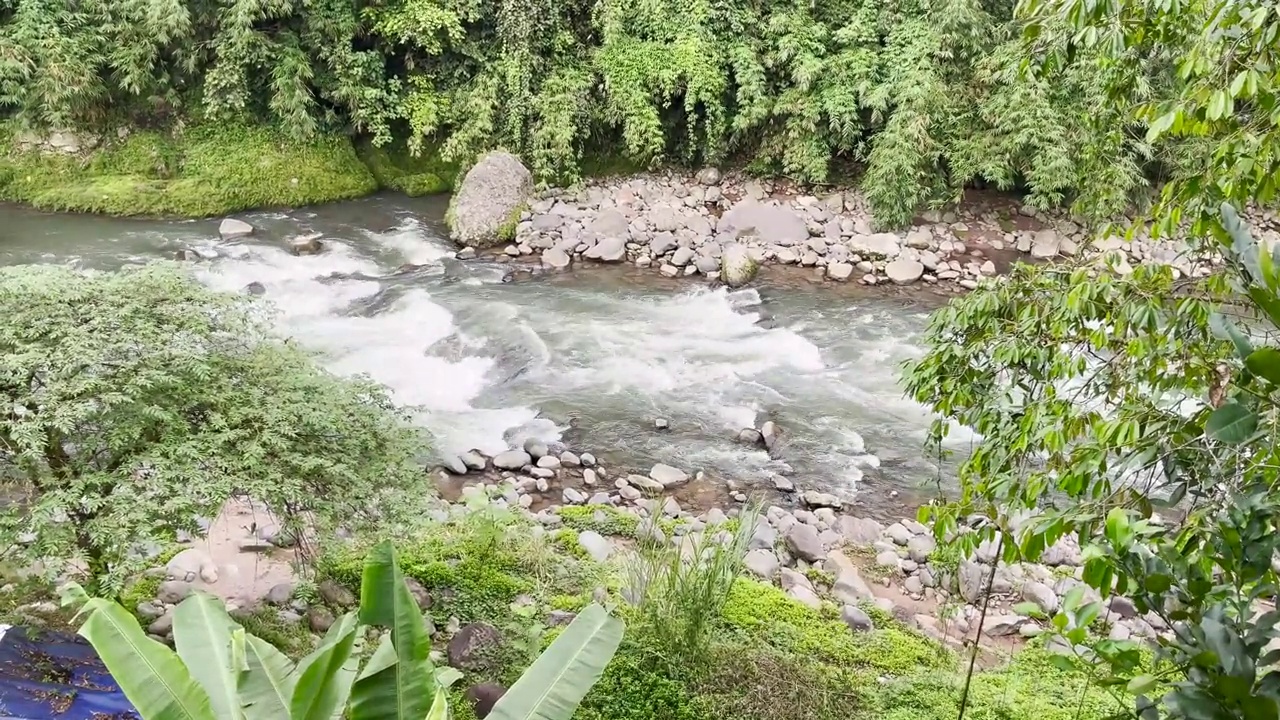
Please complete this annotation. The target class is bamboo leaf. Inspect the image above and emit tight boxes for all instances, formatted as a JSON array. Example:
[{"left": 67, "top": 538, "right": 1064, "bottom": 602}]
[
  {"left": 77, "top": 597, "right": 216, "bottom": 720},
  {"left": 486, "top": 604, "right": 624, "bottom": 720}
]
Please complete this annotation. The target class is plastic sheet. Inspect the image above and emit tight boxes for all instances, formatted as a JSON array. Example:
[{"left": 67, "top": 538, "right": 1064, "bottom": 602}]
[{"left": 0, "top": 625, "right": 138, "bottom": 719}]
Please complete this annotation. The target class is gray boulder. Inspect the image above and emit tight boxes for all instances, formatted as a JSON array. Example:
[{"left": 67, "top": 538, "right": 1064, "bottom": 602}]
[
  {"left": 885, "top": 258, "right": 924, "bottom": 285},
  {"left": 447, "top": 623, "right": 503, "bottom": 671},
  {"left": 541, "top": 248, "right": 571, "bottom": 269},
  {"left": 447, "top": 152, "right": 532, "bottom": 247},
  {"left": 649, "top": 463, "right": 689, "bottom": 488},
  {"left": 841, "top": 605, "right": 874, "bottom": 633},
  {"left": 289, "top": 233, "right": 323, "bottom": 256},
  {"left": 839, "top": 516, "right": 883, "bottom": 547},
  {"left": 907, "top": 535, "right": 936, "bottom": 563},
  {"left": 719, "top": 202, "right": 808, "bottom": 246},
  {"left": 585, "top": 236, "right": 627, "bottom": 262},
  {"left": 492, "top": 450, "right": 532, "bottom": 470},
  {"left": 155, "top": 580, "right": 192, "bottom": 605},
  {"left": 219, "top": 218, "right": 254, "bottom": 240},
  {"left": 832, "top": 568, "right": 874, "bottom": 605},
  {"left": 577, "top": 530, "right": 611, "bottom": 562},
  {"left": 720, "top": 244, "right": 757, "bottom": 287},
  {"left": 785, "top": 523, "right": 825, "bottom": 563},
  {"left": 801, "top": 491, "right": 842, "bottom": 509},
  {"left": 884, "top": 522, "right": 914, "bottom": 546},
  {"left": 848, "top": 233, "right": 901, "bottom": 258},
  {"left": 1023, "top": 581, "right": 1059, "bottom": 615},
  {"left": 744, "top": 549, "right": 779, "bottom": 579}
]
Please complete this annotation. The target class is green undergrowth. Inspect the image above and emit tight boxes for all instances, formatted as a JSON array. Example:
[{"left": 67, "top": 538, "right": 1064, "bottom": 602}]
[
  {"left": 871, "top": 646, "right": 1131, "bottom": 720},
  {"left": 357, "top": 137, "right": 459, "bottom": 196},
  {"left": 310, "top": 506, "right": 1126, "bottom": 720},
  {"left": 0, "top": 122, "right": 376, "bottom": 217}
]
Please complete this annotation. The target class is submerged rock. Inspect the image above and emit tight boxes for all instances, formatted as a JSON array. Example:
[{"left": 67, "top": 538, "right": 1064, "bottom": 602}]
[
  {"left": 448, "top": 152, "right": 532, "bottom": 248},
  {"left": 289, "top": 232, "right": 324, "bottom": 256}
]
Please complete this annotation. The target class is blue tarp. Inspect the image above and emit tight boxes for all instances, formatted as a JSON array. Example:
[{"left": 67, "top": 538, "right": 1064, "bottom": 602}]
[{"left": 0, "top": 625, "right": 138, "bottom": 719}]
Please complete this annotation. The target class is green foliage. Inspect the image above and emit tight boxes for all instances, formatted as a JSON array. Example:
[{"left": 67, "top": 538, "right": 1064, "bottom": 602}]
[
  {"left": 1020, "top": 0, "right": 1280, "bottom": 234},
  {"left": 64, "top": 543, "right": 624, "bottom": 720},
  {"left": 357, "top": 136, "right": 458, "bottom": 196},
  {"left": 0, "top": 263, "right": 427, "bottom": 591},
  {"left": 1, "top": 0, "right": 1207, "bottom": 225},
  {"left": 903, "top": 201, "right": 1280, "bottom": 719},
  {"left": 319, "top": 505, "right": 607, "bottom": 624},
  {"left": 625, "top": 506, "right": 757, "bottom": 673},
  {"left": 0, "top": 123, "right": 376, "bottom": 216},
  {"left": 872, "top": 647, "right": 1127, "bottom": 720},
  {"left": 719, "top": 579, "right": 946, "bottom": 676},
  {"left": 558, "top": 506, "right": 642, "bottom": 538},
  {"left": 574, "top": 638, "right": 711, "bottom": 720}
]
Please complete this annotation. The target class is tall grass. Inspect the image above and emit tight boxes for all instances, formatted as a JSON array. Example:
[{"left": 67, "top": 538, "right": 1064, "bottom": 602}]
[{"left": 624, "top": 504, "right": 760, "bottom": 672}]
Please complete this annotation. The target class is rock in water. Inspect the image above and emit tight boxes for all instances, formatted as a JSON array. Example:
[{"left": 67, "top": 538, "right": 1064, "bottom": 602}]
[
  {"left": 289, "top": 233, "right": 324, "bottom": 256},
  {"left": 720, "top": 244, "right": 758, "bottom": 288},
  {"left": 541, "top": 247, "right": 571, "bottom": 269},
  {"left": 219, "top": 218, "right": 254, "bottom": 240},
  {"left": 447, "top": 152, "right": 533, "bottom": 248},
  {"left": 649, "top": 463, "right": 689, "bottom": 488}
]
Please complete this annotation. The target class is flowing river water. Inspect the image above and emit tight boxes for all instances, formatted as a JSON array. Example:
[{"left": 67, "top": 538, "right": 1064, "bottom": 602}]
[{"left": 3, "top": 194, "right": 975, "bottom": 520}]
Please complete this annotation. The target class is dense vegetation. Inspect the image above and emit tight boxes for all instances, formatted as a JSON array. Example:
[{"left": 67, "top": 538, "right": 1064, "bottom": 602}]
[
  {"left": 0, "top": 0, "right": 1247, "bottom": 224},
  {"left": 902, "top": 0, "right": 1280, "bottom": 717},
  {"left": 0, "top": 263, "right": 429, "bottom": 592}
]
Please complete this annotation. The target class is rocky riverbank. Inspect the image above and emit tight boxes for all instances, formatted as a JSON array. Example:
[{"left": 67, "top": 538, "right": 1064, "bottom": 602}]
[{"left": 467, "top": 166, "right": 1230, "bottom": 291}]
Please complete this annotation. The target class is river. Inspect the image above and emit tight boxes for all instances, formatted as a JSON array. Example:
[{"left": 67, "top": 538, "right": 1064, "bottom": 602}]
[{"left": 3, "top": 194, "right": 974, "bottom": 520}]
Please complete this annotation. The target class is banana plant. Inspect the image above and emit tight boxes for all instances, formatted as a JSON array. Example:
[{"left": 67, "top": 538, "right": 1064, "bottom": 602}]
[{"left": 60, "top": 540, "right": 624, "bottom": 720}]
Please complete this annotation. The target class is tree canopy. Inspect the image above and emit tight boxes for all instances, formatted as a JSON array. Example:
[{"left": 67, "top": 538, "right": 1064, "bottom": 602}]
[
  {"left": 0, "top": 263, "right": 428, "bottom": 591},
  {"left": 0, "top": 0, "right": 1205, "bottom": 226}
]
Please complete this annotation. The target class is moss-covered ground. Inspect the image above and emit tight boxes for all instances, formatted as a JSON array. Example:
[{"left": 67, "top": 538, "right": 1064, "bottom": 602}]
[
  {"left": 309, "top": 506, "right": 1131, "bottom": 720},
  {"left": 0, "top": 123, "right": 377, "bottom": 217}
]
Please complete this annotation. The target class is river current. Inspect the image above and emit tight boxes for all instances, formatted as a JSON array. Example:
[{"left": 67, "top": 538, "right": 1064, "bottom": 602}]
[{"left": 3, "top": 194, "right": 974, "bottom": 519}]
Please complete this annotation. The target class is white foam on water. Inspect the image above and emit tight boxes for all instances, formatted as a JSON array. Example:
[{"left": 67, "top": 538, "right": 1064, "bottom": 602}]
[
  {"left": 195, "top": 238, "right": 538, "bottom": 458},
  {"left": 364, "top": 218, "right": 454, "bottom": 265}
]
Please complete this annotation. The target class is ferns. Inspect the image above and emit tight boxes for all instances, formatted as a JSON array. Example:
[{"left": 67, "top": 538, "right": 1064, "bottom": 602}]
[{"left": 0, "top": 0, "right": 1165, "bottom": 225}]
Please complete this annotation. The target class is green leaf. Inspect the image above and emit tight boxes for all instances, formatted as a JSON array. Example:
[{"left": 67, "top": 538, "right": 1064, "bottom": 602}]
[
  {"left": 173, "top": 592, "right": 245, "bottom": 720},
  {"left": 487, "top": 604, "right": 624, "bottom": 720},
  {"left": 436, "top": 667, "right": 464, "bottom": 689},
  {"left": 349, "top": 541, "right": 437, "bottom": 720},
  {"left": 241, "top": 635, "right": 298, "bottom": 720},
  {"left": 426, "top": 688, "right": 449, "bottom": 720},
  {"left": 1146, "top": 111, "right": 1176, "bottom": 143},
  {"left": 1012, "top": 601, "right": 1047, "bottom": 618},
  {"left": 1206, "top": 402, "right": 1258, "bottom": 443},
  {"left": 291, "top": 612, "right": 360, "bottom": 720},
  {"left": 1210, "top": 312, "right": 1254, "bottom": 359},
  {"left": 1246, "top": 348, "right": 1280, "bottom": 385},
  {"left": 1128, "top": 674, "right": 1159, "bottom": 694},
  {"left": 77, "top": 597, "right": 216, "bottom": 720}
]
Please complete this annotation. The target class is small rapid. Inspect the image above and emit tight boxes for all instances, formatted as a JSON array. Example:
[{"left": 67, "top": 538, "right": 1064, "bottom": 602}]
[{"left": 1, "top": 195, "right": 972, "bottom": 515}]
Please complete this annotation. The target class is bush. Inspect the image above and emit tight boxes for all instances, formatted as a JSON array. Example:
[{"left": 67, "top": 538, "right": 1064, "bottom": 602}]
[
  {"left": 574, "top": 638, "right": 711, "bottom": 720},
  {"left": 0, "top": 263, "right": 427, "bottom": 591},
  {"left": 625, "top": 506, "right": 757, "bottom": 673},
  {"left": 558, "top": 506, "right": 642, "bottom": 538},
  {"left": 357, "top": 137, "right": 459, "bottom": 196}
]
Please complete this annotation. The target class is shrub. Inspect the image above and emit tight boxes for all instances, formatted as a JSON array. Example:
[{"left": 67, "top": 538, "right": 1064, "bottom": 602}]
[
  {"left": 0, "top": 263, "right": 427, "bottom": 592},
  {"left": 624, "top": 505, "right": 758, "bottom": 672}
]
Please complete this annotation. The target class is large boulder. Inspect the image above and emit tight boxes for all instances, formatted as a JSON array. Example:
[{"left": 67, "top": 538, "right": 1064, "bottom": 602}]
[
  {"left": 447, "top": 152, "right": 533, "bottom": 248},
  {"left": 720, "top": 244, "right": 758, "bottom": 288},
  {"left": 719, "top": 202, "right": 809, "bottom": 246},
  {"left": 848, "top": 233, "right": 901, "bottom": 258}
]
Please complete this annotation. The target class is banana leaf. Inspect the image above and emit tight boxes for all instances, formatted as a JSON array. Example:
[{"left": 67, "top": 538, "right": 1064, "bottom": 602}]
[
  {"left": 76, "top": 597, "right": 216, "bottom": 720},
  {"left": 485, "top": 604, "right": 623, "bottom": 720},
  {"left": 173, "top": 592, "right": 245, "bottom": 720},
  {"left": 240, "top": 632, "right": 299, "bottom": 720},
  {"left": 349, "top": 540, "right": 437, "bottom": 720},
  {"left": 290, "top": 611, "right": 360, "bottom": 720}
]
